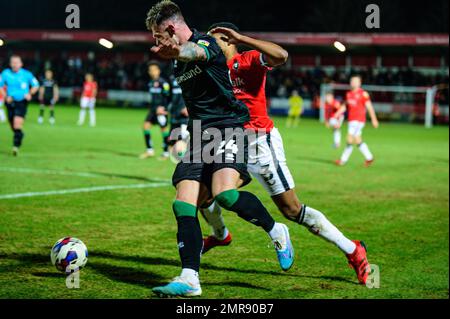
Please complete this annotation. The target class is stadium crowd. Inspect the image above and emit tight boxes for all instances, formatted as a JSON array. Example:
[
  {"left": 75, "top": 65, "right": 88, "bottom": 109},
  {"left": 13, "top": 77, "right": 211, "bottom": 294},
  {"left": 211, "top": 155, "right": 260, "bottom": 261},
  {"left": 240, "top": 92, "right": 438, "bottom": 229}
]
[{"left": 0, "top": 51, "right": 448, "bottom": 103}]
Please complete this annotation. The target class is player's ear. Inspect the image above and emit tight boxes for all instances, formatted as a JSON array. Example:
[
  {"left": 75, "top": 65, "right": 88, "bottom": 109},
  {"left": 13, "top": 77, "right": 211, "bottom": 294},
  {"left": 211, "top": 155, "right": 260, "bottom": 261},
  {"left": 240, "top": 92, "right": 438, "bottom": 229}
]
[{"left": 166, "top": 24, "right": 176, "bottom": 37}]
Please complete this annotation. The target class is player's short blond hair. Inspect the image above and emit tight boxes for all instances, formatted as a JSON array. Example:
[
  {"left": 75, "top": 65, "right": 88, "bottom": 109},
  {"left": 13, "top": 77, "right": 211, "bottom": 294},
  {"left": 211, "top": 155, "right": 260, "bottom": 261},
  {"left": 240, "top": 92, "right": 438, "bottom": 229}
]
[{"left": 145, "top": 0, "right": 183, "bottom": 30}]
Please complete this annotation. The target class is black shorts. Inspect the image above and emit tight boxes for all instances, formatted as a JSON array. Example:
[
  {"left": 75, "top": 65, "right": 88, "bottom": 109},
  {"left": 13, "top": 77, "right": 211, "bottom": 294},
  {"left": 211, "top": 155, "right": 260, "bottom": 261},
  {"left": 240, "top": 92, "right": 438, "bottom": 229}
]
[
  {"left": 6, "top": 100, "right": 28, "bottom": 123},
  {"left": 172, "top": 126, "right": 251, "bottom": 191},
  {"left": 145, "top": 111, "right": 168, "bottom": 128},
  {"left": 42, "top": 98, "right": 55, "bottom": 106}
]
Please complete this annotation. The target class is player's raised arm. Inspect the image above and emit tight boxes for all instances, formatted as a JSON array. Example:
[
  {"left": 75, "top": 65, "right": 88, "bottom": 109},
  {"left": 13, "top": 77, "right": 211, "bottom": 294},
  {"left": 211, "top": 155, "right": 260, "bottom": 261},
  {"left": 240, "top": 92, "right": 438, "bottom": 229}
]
[
  {"left": 151, "top": 37, "right": 208, "bottom": 62},
  {"left": 209, "top": 27, "right": 288, "bottom": 67},
  {"left": 146, "top": 1, "right": 208, "bottom": 63}
]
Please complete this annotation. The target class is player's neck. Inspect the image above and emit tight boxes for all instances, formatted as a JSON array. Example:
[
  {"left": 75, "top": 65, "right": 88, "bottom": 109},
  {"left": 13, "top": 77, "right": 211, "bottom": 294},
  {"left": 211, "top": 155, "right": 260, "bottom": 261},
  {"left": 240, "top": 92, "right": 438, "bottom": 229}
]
[
  {"left": 177, "top": 24, "right": 193, "bottom": 44},
  {"left": 224, "top": 47, "right": 238, "bottom": 62}
]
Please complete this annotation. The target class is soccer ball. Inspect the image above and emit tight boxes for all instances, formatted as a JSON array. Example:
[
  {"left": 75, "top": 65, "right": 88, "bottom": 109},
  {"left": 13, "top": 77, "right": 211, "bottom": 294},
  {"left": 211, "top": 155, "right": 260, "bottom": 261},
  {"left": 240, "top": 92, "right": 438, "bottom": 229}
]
[{"left": 50, "top": 237, "right": 88, "bottom": 273}]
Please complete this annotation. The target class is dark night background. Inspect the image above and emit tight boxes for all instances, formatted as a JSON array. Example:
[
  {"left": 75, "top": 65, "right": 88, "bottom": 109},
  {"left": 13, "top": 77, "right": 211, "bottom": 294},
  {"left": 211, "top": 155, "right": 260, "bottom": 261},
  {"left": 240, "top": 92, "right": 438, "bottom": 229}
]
[{"left": 0, "top": 0, "right": 448, "bottom": 32}]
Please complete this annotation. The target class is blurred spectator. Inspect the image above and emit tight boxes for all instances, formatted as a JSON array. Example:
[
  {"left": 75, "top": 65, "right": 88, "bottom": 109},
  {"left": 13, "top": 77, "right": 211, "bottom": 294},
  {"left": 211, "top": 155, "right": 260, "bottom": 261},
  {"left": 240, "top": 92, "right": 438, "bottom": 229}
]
[{"left": 1, "top": 51, "right": 447, "bottom": 106}]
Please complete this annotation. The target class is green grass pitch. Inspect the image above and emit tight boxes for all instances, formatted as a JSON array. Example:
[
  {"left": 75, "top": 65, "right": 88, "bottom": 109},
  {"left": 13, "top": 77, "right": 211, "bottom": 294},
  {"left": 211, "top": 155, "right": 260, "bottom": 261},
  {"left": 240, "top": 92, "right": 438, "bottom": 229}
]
[{"left": 0, "top": 104, "right": 448, "bottom": 299}]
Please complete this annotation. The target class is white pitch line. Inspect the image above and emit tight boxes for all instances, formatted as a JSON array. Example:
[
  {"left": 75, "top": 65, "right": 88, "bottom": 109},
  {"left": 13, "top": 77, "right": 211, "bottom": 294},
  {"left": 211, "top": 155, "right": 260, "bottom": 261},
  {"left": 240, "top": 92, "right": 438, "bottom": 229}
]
[
  {"left": 0, "top": 167, "right": 169, "bottom": 183},
  {"left": 0, "top": 182, "right": 171, "bottom": 200},
  {"left": 0, "top": 167, "right": 102, "bottom": 178}
]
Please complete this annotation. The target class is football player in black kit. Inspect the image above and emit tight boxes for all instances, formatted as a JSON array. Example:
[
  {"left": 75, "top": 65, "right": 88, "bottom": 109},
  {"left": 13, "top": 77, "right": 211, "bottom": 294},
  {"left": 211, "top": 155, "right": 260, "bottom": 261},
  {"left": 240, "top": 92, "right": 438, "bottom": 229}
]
[
  {"left": 146, "top": 0, "right": 293, "bottom": 298},
  {"left": 140, "top": 62, "right": 171, "bottom": 160},
  {"left": 38, "top": 70, "right": 59, "bottom": 125}
]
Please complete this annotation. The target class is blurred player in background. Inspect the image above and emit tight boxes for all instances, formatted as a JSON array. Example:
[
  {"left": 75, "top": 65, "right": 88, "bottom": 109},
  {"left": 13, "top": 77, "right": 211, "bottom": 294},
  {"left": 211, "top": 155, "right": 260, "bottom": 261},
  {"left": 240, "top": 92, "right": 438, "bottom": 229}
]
[
  {"left": 167, "top": 75, "right": 189, "bottom": 161},
  {"left": 203, "top": 23, "right": 371, "bottom": 285},
  {"left": 324, "top": 92, "right": 343, "bottom": 148},
  {"left": 38, "top": 70, "right": 59, "bottom": 125},
  {"left": 335, "top": 75, "right": 379, "bottom": 167},
  {"left": 0, "top": 86, "right": 6, "bottom": 123},
  {"left": 0, "top": 55, "right": 39, "bottom": 156},
  {"left": 286, "top": 89, "right": 303, "bottom": 128},
  {"left": 77, "top": 73, "right": 97, "bottom": 127},
  {"left": 140, "top": 62, "right": 171, "bottom": 160}
]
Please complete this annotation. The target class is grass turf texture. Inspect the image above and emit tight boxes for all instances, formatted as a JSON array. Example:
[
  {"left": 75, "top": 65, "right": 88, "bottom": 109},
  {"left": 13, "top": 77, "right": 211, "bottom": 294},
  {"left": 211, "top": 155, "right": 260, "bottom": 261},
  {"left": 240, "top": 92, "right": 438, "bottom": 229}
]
[{"left": 0, "top": 104, "right": 448, "bottom": 299}]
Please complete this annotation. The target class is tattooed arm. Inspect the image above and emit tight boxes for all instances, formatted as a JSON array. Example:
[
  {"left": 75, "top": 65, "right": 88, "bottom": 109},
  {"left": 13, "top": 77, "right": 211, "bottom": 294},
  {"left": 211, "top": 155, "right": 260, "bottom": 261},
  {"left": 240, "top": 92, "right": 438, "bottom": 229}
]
[
  {"left": 178, "top": 42, "right": 208, "bottom": 62},
  {"left": 151, "top": 37, "right": 207, "bottom": 62}
]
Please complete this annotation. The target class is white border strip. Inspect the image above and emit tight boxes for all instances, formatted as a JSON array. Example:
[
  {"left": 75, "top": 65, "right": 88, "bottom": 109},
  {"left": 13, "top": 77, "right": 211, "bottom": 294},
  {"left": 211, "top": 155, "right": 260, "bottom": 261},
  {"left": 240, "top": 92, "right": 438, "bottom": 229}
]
[{"left": 0, "top": 183, "right": 170, "bottom": 200}]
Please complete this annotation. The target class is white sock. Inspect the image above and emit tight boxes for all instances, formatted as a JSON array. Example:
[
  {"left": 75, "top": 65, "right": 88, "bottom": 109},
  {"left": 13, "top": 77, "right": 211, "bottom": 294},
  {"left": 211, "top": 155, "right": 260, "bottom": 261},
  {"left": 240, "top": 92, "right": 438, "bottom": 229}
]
[
  {"left": 89, "top": 109, "right": 96, "bottom": 126},
  {"left": 301, "top": 206, "right": 356, "bottom": 255},
  {"left": 180, "top": 268, "right": 200, "bottom": 286},
  {"left": 340, "top": 144, "right": 354, "bottom": 163},
  {"left": 200, "top": 201, "right": 228, "bottom": 240},
  {"left": 268, "top": 222, "right": 287, "bottom": 248},
  {"left": 333, "top": 129, "right": 341, "bottom": 146},
  {"left": 358, "top": 143, "right": 373, "bottom": 161},
  {"left": 78, "top": 109, "right": 86, "bottom": 124},
  {"left": 0, "top": 108, "right": 6, "bottom": 122}
]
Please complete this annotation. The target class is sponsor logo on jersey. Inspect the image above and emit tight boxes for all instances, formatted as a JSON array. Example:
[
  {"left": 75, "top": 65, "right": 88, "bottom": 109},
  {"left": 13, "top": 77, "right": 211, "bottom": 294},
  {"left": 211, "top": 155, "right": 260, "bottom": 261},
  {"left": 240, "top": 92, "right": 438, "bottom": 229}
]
[
  {"left": 231, "top": 77, "right": 245, "bottom": 88},
  {"left": 176, "top": 65, "right": 203, "bottom": 85},
  {"left": 197, "top": 40, "right": 210, "bottom": 47}
]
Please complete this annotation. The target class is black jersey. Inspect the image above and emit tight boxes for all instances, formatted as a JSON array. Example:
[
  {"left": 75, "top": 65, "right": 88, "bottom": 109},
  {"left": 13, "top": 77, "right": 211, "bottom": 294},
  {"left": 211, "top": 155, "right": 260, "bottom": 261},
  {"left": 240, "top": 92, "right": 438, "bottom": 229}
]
[
  {"left": 172, "top": 29, "right": 250, "bottom": 130},
  {"left": 148, "top": 77, "right": 170, "bottom": 111},
  {"left": 42, "top": 79, "right": 57, "bottom": 100},
  {"left": 169, "top": 76, "right": 187, "bottom": 123}
]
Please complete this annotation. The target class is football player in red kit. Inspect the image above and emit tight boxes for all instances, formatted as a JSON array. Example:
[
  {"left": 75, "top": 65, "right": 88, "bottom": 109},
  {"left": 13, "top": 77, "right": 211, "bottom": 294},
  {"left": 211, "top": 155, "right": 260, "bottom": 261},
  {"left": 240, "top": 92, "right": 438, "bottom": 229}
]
[
  {"left": 77, "top": 73, "right": 98, "bottom": 127},
  {"left": 335, "top": 75, "right": 379, "bottom": 167},
  {"left": 200, "top": 22, "right": 371, "bottom": 285},
  {"left": 325, "top": 92, "right": 344, "bottom": 148}
]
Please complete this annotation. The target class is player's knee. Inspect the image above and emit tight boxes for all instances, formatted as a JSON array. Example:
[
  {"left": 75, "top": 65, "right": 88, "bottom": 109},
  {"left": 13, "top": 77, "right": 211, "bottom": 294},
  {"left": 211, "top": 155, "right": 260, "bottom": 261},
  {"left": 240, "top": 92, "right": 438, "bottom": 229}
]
[
  {"left": 172, "top": 200, "right": 197, "bottom": 219},
  {"left": 214, "top": 189, "right": 239, "bottom": 210},
  {"left": 14, "top": 121, "right": 23, "bottom": 130}
]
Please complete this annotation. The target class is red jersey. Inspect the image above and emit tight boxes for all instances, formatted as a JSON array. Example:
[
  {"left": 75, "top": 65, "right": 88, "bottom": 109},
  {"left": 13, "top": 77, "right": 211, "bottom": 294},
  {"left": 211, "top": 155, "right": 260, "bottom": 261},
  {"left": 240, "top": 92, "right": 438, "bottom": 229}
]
[
  {"left": 346, "top": 88, "right": 370, "bottom": 122},
  {"left": 82, "top": 81, "right": 98, "bottom": 98},
  {"left": 227, "top": 50, "right": 273, "bottom": 132},
  {"left": 325, "top": 99, "right": 341, "bottom": 120}
]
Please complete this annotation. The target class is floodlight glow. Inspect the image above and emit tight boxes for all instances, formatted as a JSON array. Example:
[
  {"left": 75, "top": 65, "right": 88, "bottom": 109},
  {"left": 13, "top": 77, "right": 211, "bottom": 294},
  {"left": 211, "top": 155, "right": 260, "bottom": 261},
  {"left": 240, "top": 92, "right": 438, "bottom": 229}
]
[
  {"left": 0, "top": 39, "right": 4, "bottom": 47},
  {"left": 99, "top": 38, "right": 114, "bottom": 49},
  {"left": 334, "top": 41, "right": 346, "bottom": 52}
]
